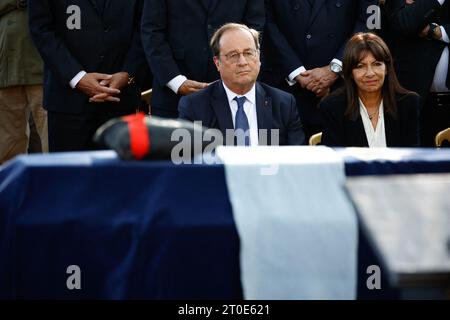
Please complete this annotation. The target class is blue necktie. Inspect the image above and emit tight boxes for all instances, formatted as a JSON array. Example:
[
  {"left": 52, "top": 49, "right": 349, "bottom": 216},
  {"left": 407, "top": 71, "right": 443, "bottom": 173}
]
[{"left": 234, "top": 96, "right": 250, "bottom": 146}]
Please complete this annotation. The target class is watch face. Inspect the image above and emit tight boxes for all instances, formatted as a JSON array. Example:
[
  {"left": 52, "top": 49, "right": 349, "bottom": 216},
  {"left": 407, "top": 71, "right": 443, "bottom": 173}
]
[{"left": 331, "top": 64, "right": 342, "bottom": 73}]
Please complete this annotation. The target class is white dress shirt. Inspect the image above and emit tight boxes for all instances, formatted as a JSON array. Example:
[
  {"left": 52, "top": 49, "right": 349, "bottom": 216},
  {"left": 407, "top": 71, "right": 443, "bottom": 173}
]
[
  {"left": 222, "top": 82, "right": 259, "bottom": 146},
  {"left": 431, "top": 0, "right": 449, "bottom": 92},
  {"left": 359, "top": 98, "right": 387, "bottom": 148}
]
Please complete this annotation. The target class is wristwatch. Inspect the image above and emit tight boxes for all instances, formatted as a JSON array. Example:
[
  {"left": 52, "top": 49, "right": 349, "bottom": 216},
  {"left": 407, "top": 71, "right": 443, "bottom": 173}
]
[
  {"left": 427, "top": 22, "right": 439, "bottom": 40},
  {"left": 330, "top": 62, "right": 342, "bottom": 75}
]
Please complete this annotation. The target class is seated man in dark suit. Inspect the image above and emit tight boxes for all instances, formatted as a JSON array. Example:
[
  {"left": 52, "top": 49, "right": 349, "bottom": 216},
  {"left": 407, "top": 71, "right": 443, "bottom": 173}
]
[
  {"left": 178, "top": 23, "right": 305, "bottom": 146},
  {"left": 141, "top": 0, "right": 265, "bottom": 119}
]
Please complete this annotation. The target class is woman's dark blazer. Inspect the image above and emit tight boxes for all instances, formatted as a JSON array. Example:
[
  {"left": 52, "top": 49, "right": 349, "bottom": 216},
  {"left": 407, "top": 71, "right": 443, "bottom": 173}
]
[{"left": 319, "top": 92, "right": 420, "bottom": 147}]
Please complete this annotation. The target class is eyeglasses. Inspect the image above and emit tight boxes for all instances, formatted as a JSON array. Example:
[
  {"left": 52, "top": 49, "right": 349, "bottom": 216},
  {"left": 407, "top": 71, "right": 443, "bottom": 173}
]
[{"left": 220, "top": 49, "right": 259, "bottom": 64}]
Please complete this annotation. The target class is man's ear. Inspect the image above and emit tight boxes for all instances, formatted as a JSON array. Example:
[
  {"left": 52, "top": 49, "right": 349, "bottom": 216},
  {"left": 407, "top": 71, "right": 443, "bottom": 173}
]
[{"left": 213, "top": 56, "right": 221, "bottom": 71}]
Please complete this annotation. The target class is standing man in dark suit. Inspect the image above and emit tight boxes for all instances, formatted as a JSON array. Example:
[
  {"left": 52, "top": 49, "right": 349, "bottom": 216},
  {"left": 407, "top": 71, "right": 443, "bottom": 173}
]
[
  {"left": 29, "top": 0, "right": 146, "bottom": 151},
  {"left": 179, "top": 23, "right": 305, "bottom": 146},
  {"left": 141, "top": 0, "right": 265, "bottom": 119},
  {"left": 263, "top": 0, "right": 376, "bottom": 139},
  {"left": 385, "top": 0, "right": 450, "bottom": 146}
]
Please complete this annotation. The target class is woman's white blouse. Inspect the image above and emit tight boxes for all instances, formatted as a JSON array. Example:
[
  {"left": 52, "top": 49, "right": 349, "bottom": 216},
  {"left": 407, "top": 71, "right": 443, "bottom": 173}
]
[{"left": 359, "top": 98, "right": 387, "bottom": 148}]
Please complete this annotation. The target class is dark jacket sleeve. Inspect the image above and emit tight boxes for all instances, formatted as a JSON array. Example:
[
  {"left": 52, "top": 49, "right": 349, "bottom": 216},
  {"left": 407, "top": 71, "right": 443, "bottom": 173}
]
[
  {"left": 141, "top": 0, "right": 182, "bottom": 87},
  {"left": 122, "top": 0, "right": 147, "bottom": 83},
  {"left": 334, "top": 0, "right": 377, "bottom": 61},
  {"left": 264, "top": 0, "right": 304, "bottom": 78},
  {"left": 385, "top": 0, "right": 442, "bottom": 36},
  {"left": 243, "top": 0, "right": 265, "bottom": 32},
  {"left": 319, "top": 96, "right": 346, "bottom": 147},
  {"left": 178, "top": 95, "right": 195, "bottom": 121},
  {"left": 28, "top": 0, "right": 84, "bottom": 85},
  {"left": 399, "top": 94, "right": 421, "bottom": 147},
  {"left": 286, "top": 94, "right": 306, "bottom": 145}
]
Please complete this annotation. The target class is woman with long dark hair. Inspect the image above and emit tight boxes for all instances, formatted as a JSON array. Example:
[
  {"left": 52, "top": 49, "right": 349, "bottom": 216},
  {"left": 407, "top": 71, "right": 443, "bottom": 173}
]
[{"left": 320, "top": 32, "right": 420, "bottom": 147}]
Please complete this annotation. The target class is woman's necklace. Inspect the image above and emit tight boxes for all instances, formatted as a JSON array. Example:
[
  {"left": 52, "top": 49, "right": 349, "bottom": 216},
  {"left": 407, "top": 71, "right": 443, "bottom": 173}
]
[{"left": 368, "top": 109, "right": 379, "bottom": 120}]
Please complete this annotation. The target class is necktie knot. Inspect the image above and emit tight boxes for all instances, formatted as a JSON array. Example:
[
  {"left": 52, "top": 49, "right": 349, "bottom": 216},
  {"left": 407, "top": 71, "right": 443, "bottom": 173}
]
[{"left": 234, "top": 96, "right": 246, "bottom": 110}]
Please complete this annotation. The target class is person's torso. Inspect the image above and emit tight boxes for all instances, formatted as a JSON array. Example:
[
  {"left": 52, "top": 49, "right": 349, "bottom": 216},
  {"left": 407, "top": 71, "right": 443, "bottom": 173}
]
[{"left": 0, "top": 9, "right": 43, "bottom": 88}]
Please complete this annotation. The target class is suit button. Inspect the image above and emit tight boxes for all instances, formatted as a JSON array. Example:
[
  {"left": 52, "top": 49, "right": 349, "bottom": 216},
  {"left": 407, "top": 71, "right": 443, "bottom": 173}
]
[
  {"left": 328, "top": 33, "right": 335, "bottom": 38},
  {"left": 336, "top": 2, "right": 342, "bottom": 7},
  {"left": 207, "top": 24, "right": 212, "bottom": 29},
  {"left": 306, "top": 34, "right": 312, "bottom": 40},
  {"left": 100, "top": 55, "right": 104, "bottom": 60},
  {"left": 293, "top": 3, "right": 300, "bottom": 10}
]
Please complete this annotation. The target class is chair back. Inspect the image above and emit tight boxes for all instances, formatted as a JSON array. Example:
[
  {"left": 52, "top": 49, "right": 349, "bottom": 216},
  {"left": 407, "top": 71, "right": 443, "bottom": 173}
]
[
  {"left": 309, "top": 132, "right": 322, "bottom": 146},
  {"left": 435, "top": 128, "right": 450, "bottom": 148},
  {"left": 141, "top": 89, "right": 153, "bottom": 113}
]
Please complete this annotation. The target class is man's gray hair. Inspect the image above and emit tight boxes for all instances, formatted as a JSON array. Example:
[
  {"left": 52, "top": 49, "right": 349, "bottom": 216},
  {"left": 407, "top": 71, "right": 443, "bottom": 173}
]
[{"left": 210, "top": 23, "right": 260, "bottom": 57}]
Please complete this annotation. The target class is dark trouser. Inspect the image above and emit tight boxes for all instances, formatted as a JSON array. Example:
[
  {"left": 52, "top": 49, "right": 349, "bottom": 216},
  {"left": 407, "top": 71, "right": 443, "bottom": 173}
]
[
  {"left": 48, "top": 109, "right": 135, "bottom": 152},
  {"left": 421, "top": 93, "right": 450, "bottom": 147}
]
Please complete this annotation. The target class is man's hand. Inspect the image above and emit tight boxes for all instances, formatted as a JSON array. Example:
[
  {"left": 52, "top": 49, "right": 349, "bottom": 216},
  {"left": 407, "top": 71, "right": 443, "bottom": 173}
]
[
  {"left": 76, "top": 73, "right": 120, "bottom": 99},
  {"left": 316, "top": 87, "right": 330, "bottom": 99},
  {"left": 301, "top": 66, "right": 338, "bottom": 96},
  {"left": 178, "top": 79, "right": 209, "bottom": 96},
  {"left": 419, "top": 24, "right": 442, "bottom": 40},
  {"left": 90, "top": 72, "right": 129, "bottom": 103},
  {"left": 295, "top": 73, "right": 313, "bottom": 89},
  {"left": 99, "top": 72, "right": 129, "bottom": 90},
  {"left": 419, "top": 24, "right": 430, "bottom": 38}
]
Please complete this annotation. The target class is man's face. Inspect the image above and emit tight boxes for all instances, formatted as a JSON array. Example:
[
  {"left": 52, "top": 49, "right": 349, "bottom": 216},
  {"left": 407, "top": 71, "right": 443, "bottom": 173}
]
[{"left": 214, "top": 28, "right": 260, "bottom": 94}]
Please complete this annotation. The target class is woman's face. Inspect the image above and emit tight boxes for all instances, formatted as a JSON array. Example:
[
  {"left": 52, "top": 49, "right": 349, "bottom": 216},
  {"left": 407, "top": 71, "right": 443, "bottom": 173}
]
[{"left": 352, "top": 51, "right": 387, "bottom": 96}]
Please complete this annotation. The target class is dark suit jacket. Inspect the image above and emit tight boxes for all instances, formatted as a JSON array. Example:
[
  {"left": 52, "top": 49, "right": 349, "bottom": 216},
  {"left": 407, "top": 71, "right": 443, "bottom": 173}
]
[
  {"left": 178, "top": 81, "right": 306, "bottom": 146},
  {"left": 320, "top": 92, "right": 420, "bottom": 147},
  {"left": 263, "top": 0, "right": 376, "bottom": 126},
  {"left": 141, "top": 0, "right": 265, "bottom": 117},
  {"left": 385, "top": 0, "right": 449, "bottom": 101},
  {"left": 29, "top": 0, "right": 146, "bottom": 114}
]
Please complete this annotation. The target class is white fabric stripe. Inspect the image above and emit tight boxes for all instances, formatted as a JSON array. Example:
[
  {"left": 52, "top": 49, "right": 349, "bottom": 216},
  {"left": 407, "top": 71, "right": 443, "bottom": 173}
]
[{"left": 217, "top": 146, "right": 358, "bottom": 300}]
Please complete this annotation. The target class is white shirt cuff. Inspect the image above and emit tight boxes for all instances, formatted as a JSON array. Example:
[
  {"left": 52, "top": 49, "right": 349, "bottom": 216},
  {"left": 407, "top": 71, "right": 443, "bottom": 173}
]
[
  {"left": 70, "top": 71, "right": 87, "bottom": 89},
  {"left": 440, "top": 26, "right": 450, "bottom": 43},
  {"left": 438, "top": 0, "right": 445, "bottom": 5},
  {"left": 167, "top": 75, "right": 187, "bottom": 94},
  {"left": 286, "top": 66, "right": 307, "bottom": 86}
]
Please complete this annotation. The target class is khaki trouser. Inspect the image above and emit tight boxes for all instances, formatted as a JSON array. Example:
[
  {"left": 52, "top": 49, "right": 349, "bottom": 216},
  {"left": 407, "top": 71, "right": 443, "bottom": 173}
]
[{"left": 0, "top": 85, "right": 48, "bottom": 164}]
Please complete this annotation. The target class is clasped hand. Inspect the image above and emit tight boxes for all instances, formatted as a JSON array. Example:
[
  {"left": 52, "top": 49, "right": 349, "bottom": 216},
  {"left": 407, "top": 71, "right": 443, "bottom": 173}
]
[
  {"left": 76, "top": 72, "right": 129, "bottom": 103},
  {"left": 295, "top": 65, "right": 338, "bottom": 98}
]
